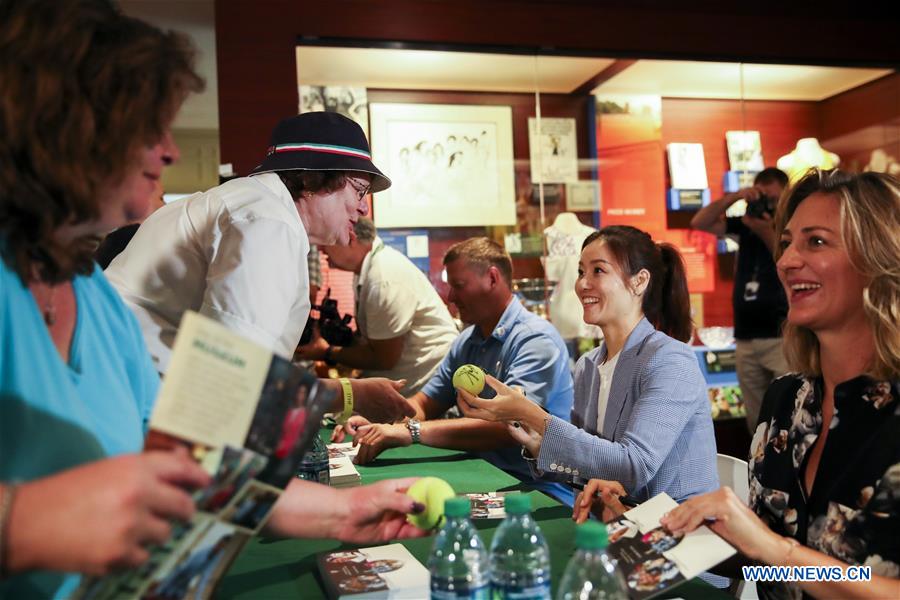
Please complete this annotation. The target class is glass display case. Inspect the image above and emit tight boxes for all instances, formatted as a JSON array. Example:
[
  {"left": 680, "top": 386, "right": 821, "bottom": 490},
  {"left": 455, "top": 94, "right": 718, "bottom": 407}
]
[{"left": 290, "top": 41, "right": 897, "bottom": 351}]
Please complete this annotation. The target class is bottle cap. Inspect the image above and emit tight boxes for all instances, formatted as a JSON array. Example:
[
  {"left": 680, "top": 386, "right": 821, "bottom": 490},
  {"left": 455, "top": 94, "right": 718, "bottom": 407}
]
[
  {"left": 504, "top": 493, "right": 532, "bottom": 515},
  {"left": 444, "top": 497, "right": 470, "bottom": 518},
  {"left": 575, "top": 521, "right": 609, "bottom": 550}
]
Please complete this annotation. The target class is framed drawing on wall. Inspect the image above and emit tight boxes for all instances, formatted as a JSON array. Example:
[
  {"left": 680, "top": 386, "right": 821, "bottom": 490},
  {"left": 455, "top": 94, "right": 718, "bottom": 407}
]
[
  {"left": 369, "top": 103, "right": 516, "bottom": 228},
  {"left": 528, "top": 117, "right": 578, "bottom": 183}
]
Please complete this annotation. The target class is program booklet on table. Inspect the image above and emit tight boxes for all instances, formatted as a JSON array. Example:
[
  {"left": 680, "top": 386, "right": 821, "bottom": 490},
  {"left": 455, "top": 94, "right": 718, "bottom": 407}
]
[
  {"left": 76, "top": 311, "right": 335, "bottom": 600},
  {"left": 318, "top": 543, "right": 429, "bottom": 599},
  {"left": 328, "top": 442, "right": 362, "bottom": 488},
  {"left": 607, "top": 493, "right": 736, "bottom": 599}
]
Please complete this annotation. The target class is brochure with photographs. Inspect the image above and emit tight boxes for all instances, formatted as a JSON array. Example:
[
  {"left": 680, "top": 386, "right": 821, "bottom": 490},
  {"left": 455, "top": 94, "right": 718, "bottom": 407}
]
[
  {"left": 608, "top": 493, "right": 736, "bottom": 599},
  {"left": 76, "top": 311, "right": 335, "bottom": 600},
  {"left": 318, "top": 543, "right": 429, "bottom": 599},
  {"left": 465, "top": 491, "right": 510, "bottom": 519}
]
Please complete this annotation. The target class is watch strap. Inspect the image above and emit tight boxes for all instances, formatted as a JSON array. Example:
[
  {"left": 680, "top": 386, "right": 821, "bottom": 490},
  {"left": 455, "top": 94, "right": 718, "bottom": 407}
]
[{"left": 406, "top": 418, "right": 421, "bottom": 444}]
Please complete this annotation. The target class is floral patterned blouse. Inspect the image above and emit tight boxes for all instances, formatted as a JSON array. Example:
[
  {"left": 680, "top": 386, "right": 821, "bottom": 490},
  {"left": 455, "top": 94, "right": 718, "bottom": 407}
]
[{"left": 748, "top": 373, "right": 899, "bottom": 600}]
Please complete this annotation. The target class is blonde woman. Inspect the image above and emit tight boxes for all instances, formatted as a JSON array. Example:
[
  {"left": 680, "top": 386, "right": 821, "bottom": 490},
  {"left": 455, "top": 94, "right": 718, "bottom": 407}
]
[{"left": 662, "top": 170, "right": 900, "bottom": 599}]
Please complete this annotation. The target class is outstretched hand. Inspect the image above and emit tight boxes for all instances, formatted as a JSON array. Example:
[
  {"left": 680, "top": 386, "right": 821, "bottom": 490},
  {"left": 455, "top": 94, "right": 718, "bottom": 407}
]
[
  {"left": 8, "top": 451, "right": 210, "bottom": 576},
  {"left": 572, "top": 479, "right": 627, "bottom": 524},
  {"left": 331, "top": 415, "right": 371, "bottom": 443},
  {"left": 351, "top": 378, "right": 415, "bottom": 423},
  {"left": 294, "top": 323, "right": 329, "bottom": 361},
  {"left": 506, "top": 420, "right": 542, "bottom": 458},
  {"left": 331, "top": 478, "right": 429, "bottom": 543},
  {"left": 267, "top": 477, "right": 428, "bottom": 544},
  {"left": 353, "top": 422, "right": 410, "bottom": 465},
  {"left": 456, "top": 374, "right": 532, "bottom": 423},
  {"left": 659, "top": 486, "right": 783, "bottom": 562}
]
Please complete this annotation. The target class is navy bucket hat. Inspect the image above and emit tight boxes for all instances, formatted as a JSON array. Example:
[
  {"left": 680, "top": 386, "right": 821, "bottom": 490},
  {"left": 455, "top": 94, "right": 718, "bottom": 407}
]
[{"left": 250, "top": 112, "right": 391, "bottom": 193}]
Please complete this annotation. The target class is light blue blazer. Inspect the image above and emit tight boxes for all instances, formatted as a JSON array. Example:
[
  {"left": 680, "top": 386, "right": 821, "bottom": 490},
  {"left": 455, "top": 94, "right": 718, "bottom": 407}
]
[{"left": 537, "top": 318, "right": 719, "bottom": 502}]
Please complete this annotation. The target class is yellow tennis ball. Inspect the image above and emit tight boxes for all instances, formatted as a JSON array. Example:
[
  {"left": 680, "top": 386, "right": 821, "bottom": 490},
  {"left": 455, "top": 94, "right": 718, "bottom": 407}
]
[
  {"left": 406, "top": 477, "right": 456, "bottom": 531},
  {"left": 452, "top": 364, "right": 485, "bottom": 395}
]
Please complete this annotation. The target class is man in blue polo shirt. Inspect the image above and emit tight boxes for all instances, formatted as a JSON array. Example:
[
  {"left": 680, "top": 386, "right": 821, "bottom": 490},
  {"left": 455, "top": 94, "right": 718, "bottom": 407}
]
[{"left": 335, "top": 237, "right": 576, "bottom": 505}]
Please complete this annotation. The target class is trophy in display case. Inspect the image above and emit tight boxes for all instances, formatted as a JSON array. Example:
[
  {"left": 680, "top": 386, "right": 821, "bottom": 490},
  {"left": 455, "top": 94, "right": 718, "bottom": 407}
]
[{"left": 512, "top": 277, "right": 552, "bottom": 319}]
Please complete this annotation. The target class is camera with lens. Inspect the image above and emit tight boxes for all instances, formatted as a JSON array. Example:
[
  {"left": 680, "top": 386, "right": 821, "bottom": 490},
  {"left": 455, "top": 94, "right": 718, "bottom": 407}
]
[
  {"left": 745, "top": 194, "right": 775, "bottom": 219},
  {"left": 299, "top": 288, "right": 355, "bottom": 347}
]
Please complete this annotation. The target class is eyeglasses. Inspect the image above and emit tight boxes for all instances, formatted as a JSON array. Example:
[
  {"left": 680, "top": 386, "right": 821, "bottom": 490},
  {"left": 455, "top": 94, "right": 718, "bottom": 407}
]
[{"left": 347, "top": 178, "right": 371, "bottom": 200}]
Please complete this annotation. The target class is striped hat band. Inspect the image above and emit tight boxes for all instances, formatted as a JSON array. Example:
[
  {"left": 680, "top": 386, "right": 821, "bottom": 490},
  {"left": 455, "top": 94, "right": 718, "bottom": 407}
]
[{"left": 269, "top": 143, "right": 371, "bottom": 160}]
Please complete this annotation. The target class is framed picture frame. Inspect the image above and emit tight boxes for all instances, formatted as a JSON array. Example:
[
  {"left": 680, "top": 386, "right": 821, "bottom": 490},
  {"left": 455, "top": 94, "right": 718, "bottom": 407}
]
[
  {"left": 528, "top": 117, "right": 578, "bottom": 183},
  {"left": 565, "top": 180, "right": 601, "bottom": 212},
  {"left": 369, "top": 103, "right": 516, "bottom": 228}
]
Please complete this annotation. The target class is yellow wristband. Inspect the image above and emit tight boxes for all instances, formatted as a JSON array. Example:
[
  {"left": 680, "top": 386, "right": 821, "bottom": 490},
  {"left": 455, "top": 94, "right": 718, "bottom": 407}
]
[{"left": 337, "top": 378, "right": 353, "bottom": 423}]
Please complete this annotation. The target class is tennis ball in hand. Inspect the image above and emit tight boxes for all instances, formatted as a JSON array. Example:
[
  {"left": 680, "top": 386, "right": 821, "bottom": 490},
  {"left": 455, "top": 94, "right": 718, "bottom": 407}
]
[
  {"left": 406, "top": 476, "right": 456, "bottom": 531},
  {"left": 452, "top": 364, "right": 485, "bottom": 395}
]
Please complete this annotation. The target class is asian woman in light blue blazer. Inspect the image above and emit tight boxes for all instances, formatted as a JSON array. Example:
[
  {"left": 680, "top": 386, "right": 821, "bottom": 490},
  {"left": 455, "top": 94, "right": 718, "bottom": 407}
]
[{"left": 460, "top": 225, "right": 718, "bottom": 507}]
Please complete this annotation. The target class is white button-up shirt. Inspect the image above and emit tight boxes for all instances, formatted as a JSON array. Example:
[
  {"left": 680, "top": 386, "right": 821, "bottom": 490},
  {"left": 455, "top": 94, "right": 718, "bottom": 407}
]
[{"left": 106, "top": 173, "right": 310, "bottom": 372}]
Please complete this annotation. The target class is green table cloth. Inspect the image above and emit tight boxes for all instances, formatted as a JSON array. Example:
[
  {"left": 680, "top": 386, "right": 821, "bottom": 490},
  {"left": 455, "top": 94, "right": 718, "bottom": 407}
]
[{"left": 218, "top": 439, "right": 729, "bottom": 599}]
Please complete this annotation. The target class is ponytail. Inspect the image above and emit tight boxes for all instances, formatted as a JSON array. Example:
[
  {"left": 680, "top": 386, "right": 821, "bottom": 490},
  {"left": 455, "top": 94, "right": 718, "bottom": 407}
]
[{"left": 654, "top": 243, "right": 693, "bottom": 343}]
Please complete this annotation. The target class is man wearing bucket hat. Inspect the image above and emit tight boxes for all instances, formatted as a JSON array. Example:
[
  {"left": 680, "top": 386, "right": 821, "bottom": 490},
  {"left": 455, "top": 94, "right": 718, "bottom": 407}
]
[{"left": 106, "top": 112, "right": 413, "bottom": 423}]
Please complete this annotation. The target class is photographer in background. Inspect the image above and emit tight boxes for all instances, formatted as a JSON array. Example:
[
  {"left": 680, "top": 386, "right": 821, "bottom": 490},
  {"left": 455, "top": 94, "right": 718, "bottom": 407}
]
[
  {"left": 298, "top": 218, "right": 458, "bottom": 396},
  {"left": 691, "top": 167, "right": 790, "bottom": 431}
]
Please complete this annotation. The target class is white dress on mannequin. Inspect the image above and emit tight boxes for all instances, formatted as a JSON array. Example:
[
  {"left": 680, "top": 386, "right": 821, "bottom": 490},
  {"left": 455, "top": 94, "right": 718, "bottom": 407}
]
[
  {"left": 543, "top": 213, "right": 601, "bottom": 339},
  {"left": 776, "top": 138, "right": 840, "bottom": 179}
]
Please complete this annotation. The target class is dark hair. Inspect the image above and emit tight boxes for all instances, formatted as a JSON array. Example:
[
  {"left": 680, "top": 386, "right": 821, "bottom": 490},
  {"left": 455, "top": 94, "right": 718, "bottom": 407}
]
[
  {"left": 754, "top": 167, "right": 788, "bottom": 189},
  {"left": 0, "top": 0, "right": 203, "bottom": 283},
  {"left": 277, "top": 170, "right": 347, "bottom": 200},
  {"left": 443, "top": 237, "right": 513, "bottom": 287},
  {"left": 581, "top": 225, "right": 693, "bottom": 342}
]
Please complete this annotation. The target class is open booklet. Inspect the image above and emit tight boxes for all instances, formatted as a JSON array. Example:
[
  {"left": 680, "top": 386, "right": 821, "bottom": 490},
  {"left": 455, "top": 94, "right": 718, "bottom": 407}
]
[
  {"left": 607, "top": 493, "right": 736, "bottom": 600},
  {"left": 76, "top": 311, "right": 335, "bottom": 600}
]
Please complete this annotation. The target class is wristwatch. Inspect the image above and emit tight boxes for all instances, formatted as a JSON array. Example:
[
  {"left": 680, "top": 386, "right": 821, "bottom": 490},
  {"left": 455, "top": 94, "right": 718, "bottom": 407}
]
[{"left": 406, "top": 418, "right": 421, "bottom": 444}]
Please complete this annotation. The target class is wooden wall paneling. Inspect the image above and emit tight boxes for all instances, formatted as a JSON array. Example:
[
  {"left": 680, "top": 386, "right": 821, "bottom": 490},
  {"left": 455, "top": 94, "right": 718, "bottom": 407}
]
[
  {"left": 659, "top": 98, "right": 821, "bottom": 327},
  {"left": 819, "top": 73, "right": 900, "bottom": 142},
  {"left": 216, "top": 1, "right": 900, "bottom": 177}
]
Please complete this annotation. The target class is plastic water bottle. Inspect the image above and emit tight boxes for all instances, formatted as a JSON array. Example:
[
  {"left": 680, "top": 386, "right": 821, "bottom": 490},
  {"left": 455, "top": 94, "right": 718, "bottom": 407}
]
[
  {"left": 489, "top": 493, "right": 551, "bottom": 599},
  {"left": 295, "top": 435, "right": 330, "bottom": 484},
  {"left": 557, "top": 522, "right": 628, "bottom": 600},
  {"left": 428, "top": 497, "right": 490, "bottom": 599}
]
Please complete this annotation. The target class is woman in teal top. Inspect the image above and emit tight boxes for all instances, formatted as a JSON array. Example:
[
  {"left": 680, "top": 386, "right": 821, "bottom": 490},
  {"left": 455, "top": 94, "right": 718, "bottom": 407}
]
[
  {"left": 0, "top": 2, "right": 211, "bottom": 597},
  {"left": 1, "top": 3, "right": 428, "bottom": 597}
]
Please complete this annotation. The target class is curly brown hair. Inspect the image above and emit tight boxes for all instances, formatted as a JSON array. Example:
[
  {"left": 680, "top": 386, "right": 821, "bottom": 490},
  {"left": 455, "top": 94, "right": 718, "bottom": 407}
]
[{"left": 0, "top": 0, "right": 203, "bottom": 283}]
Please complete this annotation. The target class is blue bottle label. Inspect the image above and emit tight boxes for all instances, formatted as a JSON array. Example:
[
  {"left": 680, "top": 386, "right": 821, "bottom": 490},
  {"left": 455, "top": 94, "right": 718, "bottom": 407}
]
[
  {"left": 431, "top": 580, "right": 490, "bottom": 599},
  {"left": 491, "top": 582, "right": 551, "bottom": 599}
]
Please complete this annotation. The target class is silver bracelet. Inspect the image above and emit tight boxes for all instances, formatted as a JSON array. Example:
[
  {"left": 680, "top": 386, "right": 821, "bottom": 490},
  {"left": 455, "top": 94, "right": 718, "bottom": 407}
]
[{"left": 0, "top": 483, "right": 19, "bottom": 579}]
